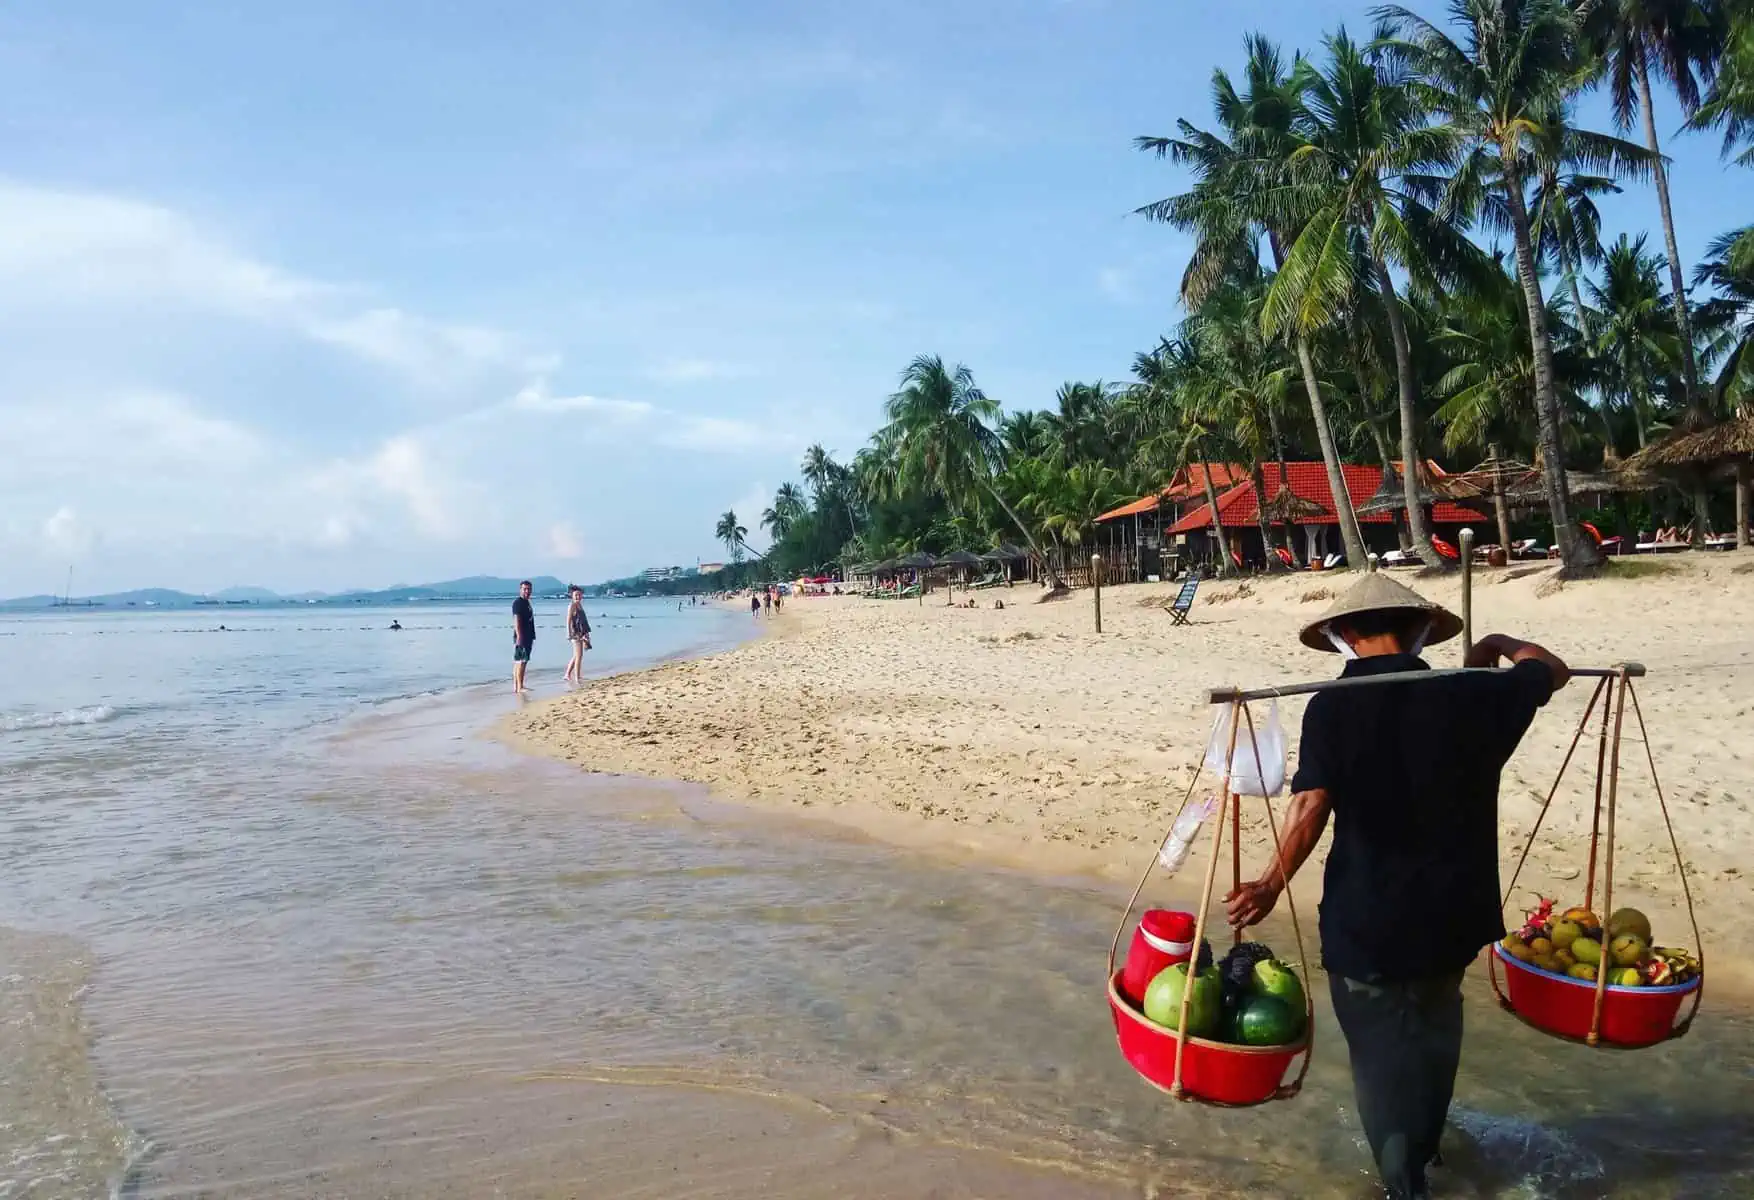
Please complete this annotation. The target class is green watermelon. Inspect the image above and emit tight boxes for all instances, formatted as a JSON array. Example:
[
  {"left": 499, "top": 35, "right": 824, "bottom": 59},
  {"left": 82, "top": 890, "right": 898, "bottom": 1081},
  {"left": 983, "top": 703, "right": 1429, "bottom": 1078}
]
[
  {"left": 1234, "top": 994, "right": 1303, "bottom": 1046},
  {"left": 1142, "top": 963, "right": 1223, "bottom": 1038},
  {"left": 1250, "top": 959, "right": 1307, "bottom": 1014}
]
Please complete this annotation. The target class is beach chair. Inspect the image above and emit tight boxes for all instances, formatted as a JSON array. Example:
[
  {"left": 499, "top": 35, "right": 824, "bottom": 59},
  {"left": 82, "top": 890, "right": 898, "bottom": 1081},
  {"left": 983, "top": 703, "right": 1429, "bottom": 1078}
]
[{"left": 1167, "top": 576, "right": 1200, "bottom": 626}]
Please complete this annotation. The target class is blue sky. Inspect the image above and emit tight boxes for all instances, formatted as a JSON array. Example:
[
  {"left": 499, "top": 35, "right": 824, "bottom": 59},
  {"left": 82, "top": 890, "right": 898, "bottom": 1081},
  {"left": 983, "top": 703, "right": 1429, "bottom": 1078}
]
[{"left": 0, "top": 0, "right": 1740, "bottom": 595}]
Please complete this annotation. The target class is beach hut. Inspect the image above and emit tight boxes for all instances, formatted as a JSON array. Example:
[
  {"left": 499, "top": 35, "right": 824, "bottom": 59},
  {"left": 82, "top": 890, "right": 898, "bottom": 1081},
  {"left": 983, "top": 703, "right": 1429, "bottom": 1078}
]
[
  {"left": 1164, "top": 461, "right": 1484, "bottom": 571},
  {"left": 1626, "top": 406, "right": 1754, "bottom": 549}
]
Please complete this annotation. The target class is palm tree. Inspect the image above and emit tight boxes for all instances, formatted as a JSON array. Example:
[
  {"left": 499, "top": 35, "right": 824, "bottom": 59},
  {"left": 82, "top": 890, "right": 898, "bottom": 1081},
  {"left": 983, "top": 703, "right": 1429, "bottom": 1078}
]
[
  {"left": 1589, "top": 234, "right": 1685, "bottom": 446},
  {"left": 715, "top": 510, "right": 749, "bottom": 565},
  {"left": 1691, "top": 0, "right": 1754, "bottom": 166},
  {"left": 1694, "top": 223, "right": 1754, "bottom": 540},
  {"left": 761, "top": 482, "right": 808, "bottom": 541},
  {"left": 1265, "top": 28, "right": 1483, "bottom": 565},
  {"left": 801, "top": 445, "right": 838, "bottom": 500},
  {"left": 1136, "top": 33, "right": 1371, "bottom": 569},
  {"left": 1043, "top": 381, "right": 1118, "bottom": 466},
  {"left": 999, "top": 410, "right": 1052, "bottom": 461},
  {"left": 1185, "top": 279, "right": 1301, "bottom": 564},
  {"left": 1039, "top": 464, "right": 1130, "bottom": 549},
  {"left": 1576, "top": 0, "right": 1728, "bottom": 406},
  {"left": 1695, "top": 224, "right": 1754, "bottom": 401},
  {"left": 1376, "top": 0, "right": 1649, "bottom": 568},
  {"left": 1435, "top": 276, "right": 1592, "bottom": 546},
  {"left": 1120, "top": 338, "right": 1242, "bottom": 575},
  {"left": 879, "top": 355, "right": 1064, "bottom": 588}
]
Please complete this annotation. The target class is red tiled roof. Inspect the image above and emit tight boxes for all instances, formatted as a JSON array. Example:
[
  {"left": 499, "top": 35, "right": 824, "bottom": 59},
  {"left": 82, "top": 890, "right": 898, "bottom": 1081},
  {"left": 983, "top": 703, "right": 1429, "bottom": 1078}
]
[
  {"left": 1167, "top": 462, "right": 1484, "bottom": 533},
  {"left": 1095, "top": 464, "right": 1249, "bottom": 522}
]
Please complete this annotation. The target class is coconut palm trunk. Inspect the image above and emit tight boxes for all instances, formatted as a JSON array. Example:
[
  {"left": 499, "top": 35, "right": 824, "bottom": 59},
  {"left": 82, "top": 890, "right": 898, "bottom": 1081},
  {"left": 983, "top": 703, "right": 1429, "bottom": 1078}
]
[
  {"left": 1367, "top": 251, "right": 1440, "bottom": 566},
  {"left": 1250, "top": 462, "right": 1278, "bottom": 569},
  {"left": 984, "top": 479, "right": 1065, "bottom": 590},
  {"left": 1270, "top": 230, "right": 1369, "bottom": 569},
  {"left": 1634, "top": 55, "right": 1701, "bottom": 399},
  {"left": 1198, "top": 460, "right": 1233, "bottom": 576},
  {"left": 1501, "top": 163, "right": 1582, "bottom": 567},
  {"left": 1262, "top": 405, "right": 1298, "bottom": 560},
  {"left": 1294, "top": 337, "right": 1369, "bottom": 568},
  {"left": 1489, "top": 442, "right": 1514, "bottom": 555}
]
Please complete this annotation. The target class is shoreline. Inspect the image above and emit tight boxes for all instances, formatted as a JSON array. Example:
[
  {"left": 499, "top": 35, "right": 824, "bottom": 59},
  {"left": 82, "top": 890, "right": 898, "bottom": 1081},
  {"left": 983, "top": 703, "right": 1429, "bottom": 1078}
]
[{"left": 502, "top": 556, "right": 1754, "bottom": 976}]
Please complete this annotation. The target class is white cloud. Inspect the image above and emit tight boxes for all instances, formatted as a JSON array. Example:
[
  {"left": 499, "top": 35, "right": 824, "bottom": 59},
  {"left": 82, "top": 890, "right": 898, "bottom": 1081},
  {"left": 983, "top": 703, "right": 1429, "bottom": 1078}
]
[
  {"left": 547, "top": 521, "right": 584, "bottom": 558},
  {"left": 303, "top": 434, "right": 473, "bottom": 545},
  {"left": 646, "top": 358, "right": 746, "bottom": 384},
  {"left": 504, "top": 380, "right": 783, "bottom": 454},
  {"left": 43, "top": 507, "right": 97, "bottom": 557},
  {"left": 510, "top": 382, "right": 654, "bottom": 420},
  {"left": 0, "top": 181, "right": 539, "bottom": 386}
]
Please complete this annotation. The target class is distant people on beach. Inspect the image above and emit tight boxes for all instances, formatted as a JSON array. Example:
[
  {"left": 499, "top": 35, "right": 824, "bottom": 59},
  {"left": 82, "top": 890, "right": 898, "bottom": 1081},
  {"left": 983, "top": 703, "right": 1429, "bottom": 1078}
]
[
  {"left": 762, "top": 589, "right": 773, "bottom": 616},
  {"left": 512, "top": 580, "right": 536, "bottom": 692},
  {"left": 750, "top": 593, "right": 761, "bottom": 617},
  {"left": 564, "top": 586, "right": 592, "bottom": 684}
]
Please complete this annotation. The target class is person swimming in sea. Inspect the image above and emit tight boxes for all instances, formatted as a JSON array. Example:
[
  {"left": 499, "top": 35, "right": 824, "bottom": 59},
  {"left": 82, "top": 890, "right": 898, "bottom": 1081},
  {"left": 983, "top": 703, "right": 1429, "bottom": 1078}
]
[{"left": 390, "top": 620, "right": 403, "bottom": 631}]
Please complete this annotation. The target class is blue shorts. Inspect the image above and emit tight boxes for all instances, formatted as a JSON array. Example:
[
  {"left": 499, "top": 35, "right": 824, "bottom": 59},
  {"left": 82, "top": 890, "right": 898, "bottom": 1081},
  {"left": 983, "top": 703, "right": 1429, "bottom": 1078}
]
[{"left": 513, "top": 641, "right": 534, "bottom": 663}]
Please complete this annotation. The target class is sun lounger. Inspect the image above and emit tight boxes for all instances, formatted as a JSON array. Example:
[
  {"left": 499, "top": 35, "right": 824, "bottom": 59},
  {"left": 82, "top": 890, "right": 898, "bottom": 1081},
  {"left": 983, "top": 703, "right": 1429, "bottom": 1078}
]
[{"left": 1167, "top": 576, "right": 1200, "bottom": 626}]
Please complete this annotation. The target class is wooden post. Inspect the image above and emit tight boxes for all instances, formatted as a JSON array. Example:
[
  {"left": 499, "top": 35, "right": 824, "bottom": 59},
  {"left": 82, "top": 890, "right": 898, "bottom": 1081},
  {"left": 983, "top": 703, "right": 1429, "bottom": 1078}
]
[
  {"left": 1091, "top": 554, "right": 1103, "bottom": 633},
  {"left": 1459, "top": 527, "right": 1474, "bottom": 662}
]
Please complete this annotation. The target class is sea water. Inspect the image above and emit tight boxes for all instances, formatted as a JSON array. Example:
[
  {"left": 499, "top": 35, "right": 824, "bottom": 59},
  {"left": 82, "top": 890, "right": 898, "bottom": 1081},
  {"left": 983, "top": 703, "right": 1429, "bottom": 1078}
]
[{"left": 2, "top": 601, "right": 1751, "bottom": 1198}]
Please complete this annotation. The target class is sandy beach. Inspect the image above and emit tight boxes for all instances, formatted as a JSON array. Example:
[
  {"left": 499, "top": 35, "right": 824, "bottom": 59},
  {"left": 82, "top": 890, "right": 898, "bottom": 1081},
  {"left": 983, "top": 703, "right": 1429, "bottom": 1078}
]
[{"left": 504, "top": 556, "right": 1754, "bottom": 973}]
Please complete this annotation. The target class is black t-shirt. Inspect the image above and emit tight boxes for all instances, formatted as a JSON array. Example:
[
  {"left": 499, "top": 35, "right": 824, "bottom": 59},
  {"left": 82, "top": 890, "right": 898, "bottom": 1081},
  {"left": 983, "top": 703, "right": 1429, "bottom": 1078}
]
[
  {"left": 1290, "top": 654, "right": 1555, "bottom": 982},
  {"left": 512, "top": 596, "right": 535, "bottom": 645}
]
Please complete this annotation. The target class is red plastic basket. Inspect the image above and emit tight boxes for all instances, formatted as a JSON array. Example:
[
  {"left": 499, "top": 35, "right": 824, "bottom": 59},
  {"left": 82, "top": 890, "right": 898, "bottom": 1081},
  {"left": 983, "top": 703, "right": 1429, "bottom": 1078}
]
[
  {"left": 1492, "top": 944, "right": 1701, "bottom": 1047},
  {"left": 1107, "top": 971, "right": 1306, "bottom": 1106}
]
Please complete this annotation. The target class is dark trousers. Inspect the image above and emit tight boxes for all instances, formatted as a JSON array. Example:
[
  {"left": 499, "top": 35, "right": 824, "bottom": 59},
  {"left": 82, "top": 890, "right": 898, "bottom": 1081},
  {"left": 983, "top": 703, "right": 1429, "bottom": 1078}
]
[{"left": 1327, "top": 970, "right": 1465, "bottom": 1200}]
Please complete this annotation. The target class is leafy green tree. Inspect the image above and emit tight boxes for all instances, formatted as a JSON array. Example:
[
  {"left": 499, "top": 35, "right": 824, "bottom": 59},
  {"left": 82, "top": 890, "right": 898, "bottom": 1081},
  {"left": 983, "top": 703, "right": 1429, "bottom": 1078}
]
[
  {"left": 1588, "top": 233, "right": 1685, "bottom": 446},
  {"left": 1577, "top": 0, "right": 1728, "bottom": 404},
  {"left": 715, "top": 510, "right": 749, "bottom": 565},
  {"left": 1138, "top": 34, "right": 1371, "bottom": 568},
  {"left": 879, "top": 355, "right": 1063, "bottom": 587},
  {"left": 1377, "top": 0, "right": 1648, "bottom": 567},
  {"left": 1265, "top": 28, "right": 1486, "bottom": 564}
]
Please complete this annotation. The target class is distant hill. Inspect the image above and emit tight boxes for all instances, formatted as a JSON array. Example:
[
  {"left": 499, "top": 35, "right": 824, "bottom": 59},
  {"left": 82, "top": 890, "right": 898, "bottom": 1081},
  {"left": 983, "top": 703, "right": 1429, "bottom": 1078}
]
[
  {"left": 422, "top": 575, "right": 570, "bottom": 596},
  {"left": 1, "top": 574, "right": 576, "bottom": 610}
]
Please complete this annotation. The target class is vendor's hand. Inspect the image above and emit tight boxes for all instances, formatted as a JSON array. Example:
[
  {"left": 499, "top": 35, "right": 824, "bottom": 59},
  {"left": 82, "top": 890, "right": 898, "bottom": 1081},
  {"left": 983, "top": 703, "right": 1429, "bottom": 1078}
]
[{"left": 1225, "top": 878, "right": 1281, "bottom": 930}]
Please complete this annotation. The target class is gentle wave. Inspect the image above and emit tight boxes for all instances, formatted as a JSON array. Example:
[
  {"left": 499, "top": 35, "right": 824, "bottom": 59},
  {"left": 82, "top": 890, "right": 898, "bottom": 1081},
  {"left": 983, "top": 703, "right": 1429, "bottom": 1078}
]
[{"left": 1, "top": 704, "right": 119, "bottom": 732}]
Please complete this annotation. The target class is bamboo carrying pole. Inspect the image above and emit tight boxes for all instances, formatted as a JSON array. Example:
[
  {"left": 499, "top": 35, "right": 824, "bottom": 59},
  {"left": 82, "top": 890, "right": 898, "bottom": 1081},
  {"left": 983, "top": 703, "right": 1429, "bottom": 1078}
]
[{"left": 1207, "top": 664, "right": 1644, "bottom": 705}]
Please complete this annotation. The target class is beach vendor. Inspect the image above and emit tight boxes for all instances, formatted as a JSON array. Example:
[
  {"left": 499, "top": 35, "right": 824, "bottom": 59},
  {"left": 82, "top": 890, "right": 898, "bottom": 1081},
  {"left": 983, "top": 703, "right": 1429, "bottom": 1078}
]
[{"left": 1225, "top": 574, "right": 1568, "bottom": 1200}]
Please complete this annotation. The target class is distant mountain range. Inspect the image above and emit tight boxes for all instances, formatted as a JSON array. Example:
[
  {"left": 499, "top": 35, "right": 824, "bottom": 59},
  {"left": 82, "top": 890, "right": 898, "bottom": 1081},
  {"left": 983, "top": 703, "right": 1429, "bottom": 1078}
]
[{"left": 0, "top": 575, "right": 575, "bottom": 611}]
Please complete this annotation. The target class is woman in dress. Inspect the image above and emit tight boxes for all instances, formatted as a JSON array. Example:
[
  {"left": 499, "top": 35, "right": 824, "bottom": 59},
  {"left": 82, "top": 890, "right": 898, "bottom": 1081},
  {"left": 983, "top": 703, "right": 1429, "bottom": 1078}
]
[{"left": 564, "top": 586, "right": 592, "bottom": 683}]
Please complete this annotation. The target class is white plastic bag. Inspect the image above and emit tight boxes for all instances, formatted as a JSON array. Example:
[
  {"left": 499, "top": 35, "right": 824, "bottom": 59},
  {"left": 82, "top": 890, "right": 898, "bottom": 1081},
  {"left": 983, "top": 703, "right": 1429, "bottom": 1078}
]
[
  {"left": 1156, "top": 793, "right": 1218, "bottom": 873},
  {"left": 1203, "top": 700, "right": 1286, "bottom": 797}
]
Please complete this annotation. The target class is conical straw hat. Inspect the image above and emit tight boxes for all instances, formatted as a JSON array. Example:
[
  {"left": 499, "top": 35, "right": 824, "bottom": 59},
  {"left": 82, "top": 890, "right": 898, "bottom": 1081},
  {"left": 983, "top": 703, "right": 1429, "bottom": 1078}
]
[{"left": 1298, "top": 572, "right": 1462, "bottom": 652}]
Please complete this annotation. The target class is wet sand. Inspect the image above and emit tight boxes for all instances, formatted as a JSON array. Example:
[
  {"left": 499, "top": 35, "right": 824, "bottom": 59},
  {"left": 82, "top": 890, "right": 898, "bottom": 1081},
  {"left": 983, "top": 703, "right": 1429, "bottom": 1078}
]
[{"left": 505, "top": 557, "right": 1754, "bottom": 973}]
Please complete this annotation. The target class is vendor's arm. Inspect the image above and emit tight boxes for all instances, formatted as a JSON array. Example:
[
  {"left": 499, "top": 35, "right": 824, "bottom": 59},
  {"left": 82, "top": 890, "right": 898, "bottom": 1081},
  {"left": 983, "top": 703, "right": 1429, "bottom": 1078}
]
[
  {"left": 1465, "top": 632, "right": 1569, "bottom": 691},
  {"left": 1225, "top": 787, "right": 1332, "bottom": 929}
]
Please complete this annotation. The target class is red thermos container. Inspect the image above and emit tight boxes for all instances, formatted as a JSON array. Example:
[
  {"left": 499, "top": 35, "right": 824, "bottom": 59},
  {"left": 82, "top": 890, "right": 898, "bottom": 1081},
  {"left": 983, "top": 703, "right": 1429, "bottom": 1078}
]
[{"left": 1120, "top": 910, "right": 1197, "bottom": 1007}]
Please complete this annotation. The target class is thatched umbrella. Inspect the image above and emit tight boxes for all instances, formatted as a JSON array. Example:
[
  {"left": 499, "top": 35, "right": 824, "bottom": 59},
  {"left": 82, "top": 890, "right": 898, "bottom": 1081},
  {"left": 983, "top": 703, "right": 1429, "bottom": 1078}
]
[
  {"left": 1626, "top": 407, "right": 1754, "bottom": 549},
  {"left": 937, "top": 549, "right": 985, "bottom": 600},
  {"left": 1258, "top": 487, "right": 1326, "bottom": 565},
  {"left": 1355, "top": 464, "right": 1438, "bottom": 516}
]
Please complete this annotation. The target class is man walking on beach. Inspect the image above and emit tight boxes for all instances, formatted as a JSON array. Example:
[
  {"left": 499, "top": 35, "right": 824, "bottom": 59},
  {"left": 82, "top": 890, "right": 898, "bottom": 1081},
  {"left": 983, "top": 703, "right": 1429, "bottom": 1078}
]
[
  {"left": 1226, "top": 574, "right": 1568, "bottom": 1200},
  {"left": 511, "top": 579, "right": 536, "bottom": 692}
]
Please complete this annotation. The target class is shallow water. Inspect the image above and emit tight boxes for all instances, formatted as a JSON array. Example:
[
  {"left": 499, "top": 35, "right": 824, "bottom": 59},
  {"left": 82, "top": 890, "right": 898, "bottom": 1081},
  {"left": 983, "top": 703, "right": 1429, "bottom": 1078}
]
[{"left": 2, "top": 605, "right": 1752, "bottom": 1197}]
